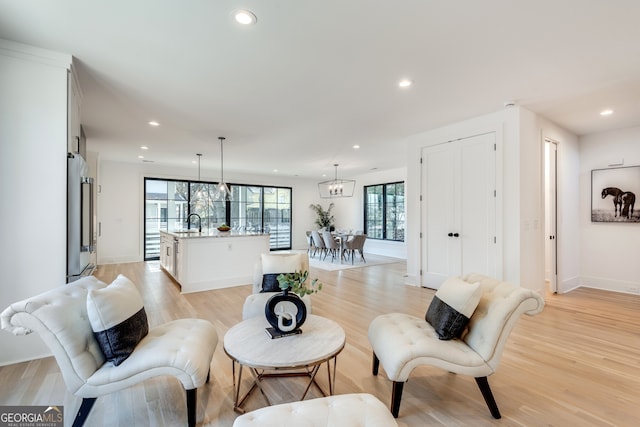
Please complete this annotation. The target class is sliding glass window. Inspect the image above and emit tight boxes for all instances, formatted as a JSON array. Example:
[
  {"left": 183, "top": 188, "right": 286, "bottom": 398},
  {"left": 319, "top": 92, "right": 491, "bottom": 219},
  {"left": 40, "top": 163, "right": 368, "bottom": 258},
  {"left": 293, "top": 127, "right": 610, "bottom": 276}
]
[
  {"left": 364, "top": 181, "right": 405, "bottom": 241},
  {"left": 144, "top": 178, "right": 292, "bottom": 260}
]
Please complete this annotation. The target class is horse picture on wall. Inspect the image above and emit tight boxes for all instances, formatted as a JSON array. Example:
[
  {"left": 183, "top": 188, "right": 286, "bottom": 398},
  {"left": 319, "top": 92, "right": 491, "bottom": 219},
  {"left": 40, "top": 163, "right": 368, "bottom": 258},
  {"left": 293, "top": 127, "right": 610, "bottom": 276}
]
[{"left": 591, "top": 166, "right": 640, "bottom": 222}]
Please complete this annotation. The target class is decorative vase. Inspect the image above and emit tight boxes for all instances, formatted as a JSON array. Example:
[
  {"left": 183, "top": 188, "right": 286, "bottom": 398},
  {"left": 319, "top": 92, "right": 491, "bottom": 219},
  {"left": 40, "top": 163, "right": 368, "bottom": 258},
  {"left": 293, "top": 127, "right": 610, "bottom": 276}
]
[{"left": 265, "top": 289, "right": 307, "bottom": 332}]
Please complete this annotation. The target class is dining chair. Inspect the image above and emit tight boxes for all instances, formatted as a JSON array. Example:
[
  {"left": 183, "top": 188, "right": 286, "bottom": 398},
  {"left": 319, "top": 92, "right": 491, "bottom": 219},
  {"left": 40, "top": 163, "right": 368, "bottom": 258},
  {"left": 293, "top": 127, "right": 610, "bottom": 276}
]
[
  {"left": 343, "top": 234, "right": 367, "bottom": 264},
  {"left": 310, "top": 230, "right": 327, "bottom": 259},
  {"left": 322, "top": 230, "right": 340, "bottom": 262},
  {"left": 306, "top": 231, "right": 313, "bottom": 254}
]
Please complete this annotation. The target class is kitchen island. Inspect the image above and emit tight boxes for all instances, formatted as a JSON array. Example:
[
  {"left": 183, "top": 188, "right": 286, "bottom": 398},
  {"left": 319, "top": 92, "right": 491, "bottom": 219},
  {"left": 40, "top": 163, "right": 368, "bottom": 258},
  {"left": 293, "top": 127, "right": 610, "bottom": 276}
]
[{"left": 159, "top": 230, "right": 270, "bottom": 293}]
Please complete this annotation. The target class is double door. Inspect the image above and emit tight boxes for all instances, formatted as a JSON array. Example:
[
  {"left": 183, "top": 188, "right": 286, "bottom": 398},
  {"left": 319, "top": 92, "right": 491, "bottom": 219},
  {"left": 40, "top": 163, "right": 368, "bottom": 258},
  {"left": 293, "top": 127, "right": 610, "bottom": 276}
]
[{"left": 421, "top": 132, "right": 497, "bottom": 288}]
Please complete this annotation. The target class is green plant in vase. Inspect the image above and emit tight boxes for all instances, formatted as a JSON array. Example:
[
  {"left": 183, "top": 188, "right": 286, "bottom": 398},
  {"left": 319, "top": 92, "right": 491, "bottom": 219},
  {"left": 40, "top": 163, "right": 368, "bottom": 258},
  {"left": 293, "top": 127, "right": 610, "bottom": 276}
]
[{"left": 276, "top": 270, "right": 323, "bottom": 297}]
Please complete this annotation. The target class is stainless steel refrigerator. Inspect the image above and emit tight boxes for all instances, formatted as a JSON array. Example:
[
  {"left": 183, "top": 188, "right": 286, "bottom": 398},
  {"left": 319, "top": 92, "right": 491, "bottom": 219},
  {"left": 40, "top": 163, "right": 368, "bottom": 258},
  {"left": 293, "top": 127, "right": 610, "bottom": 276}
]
[{"left": 67, "top": 152, "right": 95, "bottom": 282}]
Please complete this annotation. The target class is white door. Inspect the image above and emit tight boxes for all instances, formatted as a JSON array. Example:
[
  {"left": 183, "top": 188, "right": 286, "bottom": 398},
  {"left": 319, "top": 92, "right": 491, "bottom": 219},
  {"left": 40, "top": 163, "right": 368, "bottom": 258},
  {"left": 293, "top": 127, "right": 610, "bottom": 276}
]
[
  {"left": 545, "top": 140, "right": 558, "bottom": 292},
  {"left": 421, "top": 132, "right": 497, "bottom": 288}
]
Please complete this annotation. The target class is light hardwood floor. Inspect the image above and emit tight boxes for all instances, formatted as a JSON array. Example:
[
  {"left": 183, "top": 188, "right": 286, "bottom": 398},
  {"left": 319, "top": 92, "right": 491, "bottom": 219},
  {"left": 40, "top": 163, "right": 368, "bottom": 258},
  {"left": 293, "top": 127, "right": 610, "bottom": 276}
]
[{"left": 1, "top": 261, "right": 639, "bottom": 426}]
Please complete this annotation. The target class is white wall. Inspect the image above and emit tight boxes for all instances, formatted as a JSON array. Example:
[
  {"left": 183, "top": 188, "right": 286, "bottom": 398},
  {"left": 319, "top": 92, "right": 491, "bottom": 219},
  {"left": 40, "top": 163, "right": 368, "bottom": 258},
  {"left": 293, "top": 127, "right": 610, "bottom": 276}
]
[
  {"left": 578, "top": 126, "right": 640, "bottom": 294},
  {"left": 0, "top": 40, "right": 72, "bottom": 365}
]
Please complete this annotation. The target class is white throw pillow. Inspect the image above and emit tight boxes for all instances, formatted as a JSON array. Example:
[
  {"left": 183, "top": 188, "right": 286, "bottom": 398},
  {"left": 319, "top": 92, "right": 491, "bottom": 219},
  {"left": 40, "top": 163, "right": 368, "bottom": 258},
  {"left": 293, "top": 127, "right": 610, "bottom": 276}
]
[
  {"left": 261, "top": 253, "right": 303, "bottom": 275},
  {"left": 87, "top": 274, "right": 148, "bottom": 365}
]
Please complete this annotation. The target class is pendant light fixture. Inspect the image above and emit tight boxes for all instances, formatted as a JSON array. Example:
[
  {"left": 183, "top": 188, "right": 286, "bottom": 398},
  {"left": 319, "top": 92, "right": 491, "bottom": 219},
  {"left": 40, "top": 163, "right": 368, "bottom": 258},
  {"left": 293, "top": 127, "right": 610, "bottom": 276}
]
[
  {"left": 213, "top": 136, "right": 233, "bottom": 202},
  {"left": 318, "top": 164, "right": 356, "bottom": 198},
  {"left": 193, "top": 153, "right": 207, "bottom": 206}
]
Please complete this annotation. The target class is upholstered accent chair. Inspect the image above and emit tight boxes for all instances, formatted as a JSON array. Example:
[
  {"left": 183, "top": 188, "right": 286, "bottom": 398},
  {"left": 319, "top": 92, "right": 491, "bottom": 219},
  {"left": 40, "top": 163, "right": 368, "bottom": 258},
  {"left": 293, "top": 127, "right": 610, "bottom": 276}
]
[
  {"left": 232, "top": 393, "right": 398, "bottom": 427},
  {"left": 342, "top": 234, "right": 367, "bottom": 264},
  {"left": 1, "top": 275, "right": 218, "bottom": 427},
  {"left": 242, "top": 253, "right": 312, "bottom": 320},
  {"left": 368, "top": 273, "right": 544, "bottom": 418},
  {"left": 310, "top": 230, "right": 327, "bottom": 259},
  {"left": 322, "top": 230, "right": 341, "bottom": 262}
]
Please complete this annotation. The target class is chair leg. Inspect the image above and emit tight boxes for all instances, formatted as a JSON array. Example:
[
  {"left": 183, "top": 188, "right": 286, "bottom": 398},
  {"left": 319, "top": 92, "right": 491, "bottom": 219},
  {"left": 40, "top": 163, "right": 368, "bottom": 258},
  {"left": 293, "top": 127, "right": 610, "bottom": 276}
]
[
  {"left": 206, "top": 368, "right": 211, "bottom": 383},
  {"left": 372, "top": 352, "right": 380, "bottom": 375},
  {"left": 186, "top": 388, "right": 197, "bottom": 427},
  {"left": 475, "top": 376, "right": 501, "bottom": 419},
  {"left": 72, "top": 397, "right": 97, "bottom": 427},
  {"left": 391, "top": 381, "right": 404, "bottom": 418}
]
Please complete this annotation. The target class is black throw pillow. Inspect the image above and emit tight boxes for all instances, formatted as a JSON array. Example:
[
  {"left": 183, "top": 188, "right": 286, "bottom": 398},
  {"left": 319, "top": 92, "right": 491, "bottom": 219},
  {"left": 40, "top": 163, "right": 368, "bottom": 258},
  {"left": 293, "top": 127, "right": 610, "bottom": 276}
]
[{"left": 261, "top": 273, "right": 283, "bottom": 293}]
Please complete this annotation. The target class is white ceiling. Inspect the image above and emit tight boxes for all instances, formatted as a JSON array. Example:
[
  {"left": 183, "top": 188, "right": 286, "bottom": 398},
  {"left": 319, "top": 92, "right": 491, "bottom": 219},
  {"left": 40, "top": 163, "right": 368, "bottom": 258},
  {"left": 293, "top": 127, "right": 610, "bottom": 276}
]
[{"left": 2, "top": 0, "right": 640, "bottom": 179}]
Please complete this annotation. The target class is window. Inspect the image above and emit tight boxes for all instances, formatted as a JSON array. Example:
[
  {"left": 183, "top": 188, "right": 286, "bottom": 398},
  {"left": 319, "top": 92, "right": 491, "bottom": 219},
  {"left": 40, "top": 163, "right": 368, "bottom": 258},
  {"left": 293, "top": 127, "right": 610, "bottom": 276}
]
[
  {"left": 144, "top": 178, "right": 292, "bottom": 260},
  {"left": 364, "top": 182, "right": 405, "bottom": 241}
]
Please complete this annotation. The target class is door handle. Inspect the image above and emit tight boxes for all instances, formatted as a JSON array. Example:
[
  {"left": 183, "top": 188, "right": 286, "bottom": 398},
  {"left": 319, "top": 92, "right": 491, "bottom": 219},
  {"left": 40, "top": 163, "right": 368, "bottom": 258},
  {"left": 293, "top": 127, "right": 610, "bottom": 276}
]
[
  {"left": 453, "top": 233, "right": 459, "bottom": 237},
  {"left": 448, "top": 233, "right": 453, "bottom": 237}
]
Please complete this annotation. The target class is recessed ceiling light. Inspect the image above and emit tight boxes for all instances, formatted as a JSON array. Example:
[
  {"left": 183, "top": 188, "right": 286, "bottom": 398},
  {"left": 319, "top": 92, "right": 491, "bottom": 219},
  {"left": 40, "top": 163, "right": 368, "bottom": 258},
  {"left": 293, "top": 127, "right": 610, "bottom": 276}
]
[
  {"left": 353, "top": 145, "right": 360, "bottom": 149},
  {"left": 273, "top": 169, "right": 278, "bottom": 173},
  {"left": 600, "top": 109, "right": 614, "bottom": 116},
  {"left": 398, "top": 79, "right": 413, "bottom": 88},
  {"left": 138, "top": 155, "right": 144, "bottom": 159},
  {"left": 234, "top": 10, "right": 257, "bottom": 25},
  {"left": 140, "top": 146, "right": 149, "bottom": 150},
  {"left": 148, "top": 121, "right": 159, "bottom": 126}
]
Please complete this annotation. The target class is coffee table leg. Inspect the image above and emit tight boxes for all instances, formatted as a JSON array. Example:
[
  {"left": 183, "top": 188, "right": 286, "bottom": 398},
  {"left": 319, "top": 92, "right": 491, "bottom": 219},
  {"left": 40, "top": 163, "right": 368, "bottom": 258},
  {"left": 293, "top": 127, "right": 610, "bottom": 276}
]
[
  {"left": 327, "top": 356, "right": 335, "bottom": 395},
  {"left": 300, "top": 364, "right": 322, "bottom": 400},
  {"left": 250, "top": 368, "right": 272, "bottom": 406},
  {"left": 233, "top": 362, "right": 245, "bottom": 414}
]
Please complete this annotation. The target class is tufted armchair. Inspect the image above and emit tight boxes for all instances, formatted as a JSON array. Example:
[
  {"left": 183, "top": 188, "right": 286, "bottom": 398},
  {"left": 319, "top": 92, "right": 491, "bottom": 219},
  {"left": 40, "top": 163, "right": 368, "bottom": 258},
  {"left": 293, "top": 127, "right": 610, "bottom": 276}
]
[
  {"left": 1, "top": 275, "right": 218, "bottom": 427},
  {"left": 242, "top": 253, "right": 312, "bottom": 320},
  {"left": 232, "top": 393, "right": 398, "bottom": 427},
  {"left": 368, "top": 273, "right": 544, "bottom": 418}
]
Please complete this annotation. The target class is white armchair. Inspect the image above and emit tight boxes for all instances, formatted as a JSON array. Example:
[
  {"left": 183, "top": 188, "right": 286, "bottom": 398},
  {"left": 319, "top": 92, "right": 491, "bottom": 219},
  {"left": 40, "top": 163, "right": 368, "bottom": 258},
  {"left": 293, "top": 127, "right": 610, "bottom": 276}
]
[
  {"left": 242, "top": 253, "right": 312, "bottom": 320},
  {"left": 368, "top": 274, "right": 544, "bottom": 418},
  {"left": 232, "top": 393, "right": 398, "bottom": 427},
  {"left": 1, "top": 275, "right": 218, "bottom": 427}
]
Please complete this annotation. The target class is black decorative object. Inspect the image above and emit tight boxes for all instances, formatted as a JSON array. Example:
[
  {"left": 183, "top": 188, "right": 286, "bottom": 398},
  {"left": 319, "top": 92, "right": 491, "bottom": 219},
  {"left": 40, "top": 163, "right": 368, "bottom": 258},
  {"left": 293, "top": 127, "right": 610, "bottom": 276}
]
[{"left": 265, "top": 289, "right": 307, "bottom": 333}]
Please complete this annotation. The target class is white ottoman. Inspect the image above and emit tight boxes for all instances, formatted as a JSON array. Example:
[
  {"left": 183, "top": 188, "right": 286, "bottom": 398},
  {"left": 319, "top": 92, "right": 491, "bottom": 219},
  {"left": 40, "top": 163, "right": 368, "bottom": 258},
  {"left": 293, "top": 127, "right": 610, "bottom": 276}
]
[{"left": 232, "top": 393, "right": 397, "bottom": 427}]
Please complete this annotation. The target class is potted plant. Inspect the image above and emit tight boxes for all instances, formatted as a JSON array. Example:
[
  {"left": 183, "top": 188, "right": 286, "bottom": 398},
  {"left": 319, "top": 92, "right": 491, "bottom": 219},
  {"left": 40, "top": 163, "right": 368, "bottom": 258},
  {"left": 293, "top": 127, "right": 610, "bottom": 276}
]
[
  {"left": 309, "top": 203, "right": 335, "bottom": 231},
  {"left": 276, "top": 270, "right": 323, "bottom": 297}
]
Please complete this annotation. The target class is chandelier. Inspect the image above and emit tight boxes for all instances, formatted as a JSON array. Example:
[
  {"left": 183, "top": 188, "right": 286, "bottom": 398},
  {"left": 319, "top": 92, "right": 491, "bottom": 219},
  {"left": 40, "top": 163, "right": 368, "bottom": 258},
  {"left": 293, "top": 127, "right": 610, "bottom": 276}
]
[
  {"left": 213, "top": 136, "right": 233, "bottom": 202},
  {"left": 318, "top": 164, "right": 355, "bottom": 198}
]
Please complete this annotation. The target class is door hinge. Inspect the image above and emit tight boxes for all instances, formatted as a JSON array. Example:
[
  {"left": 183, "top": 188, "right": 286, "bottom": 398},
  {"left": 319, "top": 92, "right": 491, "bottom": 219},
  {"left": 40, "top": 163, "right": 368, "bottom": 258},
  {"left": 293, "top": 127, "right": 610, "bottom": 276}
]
[
  {"left": 494, "top": 143, "right": 496, "bottom": 151},
  {"left": 420, "top": 157, "right": 423, "bottom": 164},
  {"left": 419, "top": 232, "right": 422, "bottom": 238},
  {"left": 419, "top": 269, "right": 423, "bottom": 276},
  {"left": 494, "top": 236, "right": 497, "bottom": 244},
  {"left": 420, "top": 195, "right": 422, "bottom": 201},
  {"left": 494, "top": 189, "right": 496, "bottom": 197}
]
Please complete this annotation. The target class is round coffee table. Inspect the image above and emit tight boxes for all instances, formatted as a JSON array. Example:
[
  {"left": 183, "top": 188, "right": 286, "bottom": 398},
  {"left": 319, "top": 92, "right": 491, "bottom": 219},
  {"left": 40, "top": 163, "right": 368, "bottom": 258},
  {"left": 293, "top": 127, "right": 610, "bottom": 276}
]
[{"left": 223, "top": 314, "right": 346, "bottom": 413}]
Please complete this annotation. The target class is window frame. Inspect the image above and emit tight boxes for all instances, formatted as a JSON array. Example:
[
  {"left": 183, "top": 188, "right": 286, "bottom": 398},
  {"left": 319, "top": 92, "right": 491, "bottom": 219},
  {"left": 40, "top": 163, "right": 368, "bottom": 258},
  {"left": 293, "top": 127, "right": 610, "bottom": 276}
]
[
  {"left": 144, "top": 178, "right": 292, "bottom": 260},
  {"left": 363, "top": 181, "right": 405, "bottom": 242}
]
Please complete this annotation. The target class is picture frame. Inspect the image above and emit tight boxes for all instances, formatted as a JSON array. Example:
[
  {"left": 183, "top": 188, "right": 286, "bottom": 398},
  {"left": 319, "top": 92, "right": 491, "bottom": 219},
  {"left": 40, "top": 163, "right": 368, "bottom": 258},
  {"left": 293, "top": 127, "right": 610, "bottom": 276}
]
[{"left": 591, "top": 165, "right": 639, "bottom": 222}]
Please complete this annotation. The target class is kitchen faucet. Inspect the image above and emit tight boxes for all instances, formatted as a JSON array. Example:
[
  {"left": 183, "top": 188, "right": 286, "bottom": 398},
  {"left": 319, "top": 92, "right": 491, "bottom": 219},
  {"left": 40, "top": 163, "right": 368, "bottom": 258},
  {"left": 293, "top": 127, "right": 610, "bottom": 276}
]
[{"left": 186, "top": 213, "right": 202, "bottom": 232}]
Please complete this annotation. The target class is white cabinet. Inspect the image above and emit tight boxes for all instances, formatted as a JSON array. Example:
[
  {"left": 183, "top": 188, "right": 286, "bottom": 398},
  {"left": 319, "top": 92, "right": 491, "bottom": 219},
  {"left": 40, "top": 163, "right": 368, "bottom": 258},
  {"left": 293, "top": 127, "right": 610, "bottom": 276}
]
[
  {"left": 420, "top": 132, "right": 497, "bottom": 288},
  {"left": 160, "top": 233, "right": 177, "bottom": 280}
]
